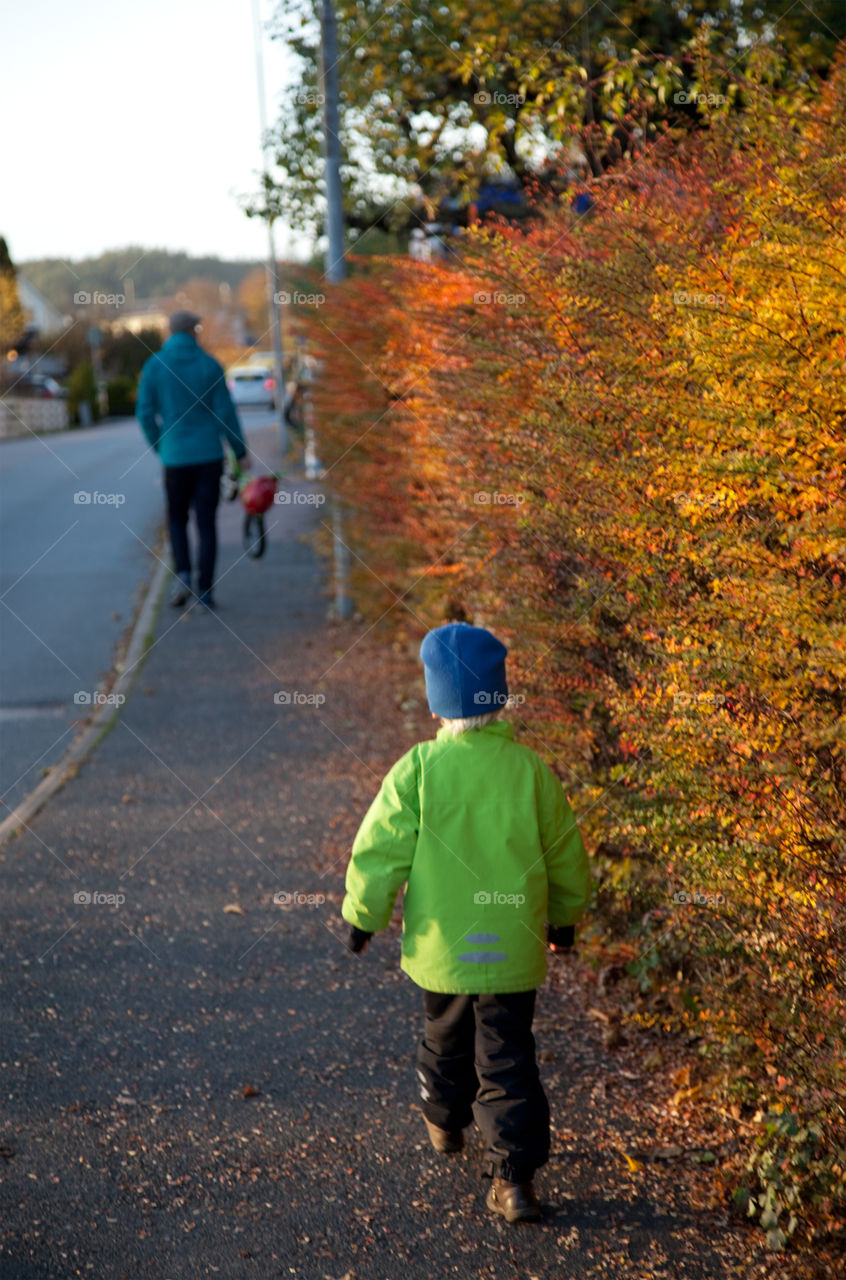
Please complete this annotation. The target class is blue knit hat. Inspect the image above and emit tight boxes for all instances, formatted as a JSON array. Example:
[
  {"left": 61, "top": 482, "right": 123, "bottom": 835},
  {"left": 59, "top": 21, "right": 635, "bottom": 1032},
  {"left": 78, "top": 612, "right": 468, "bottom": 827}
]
[{"left": 420, "top": 623, "right": 508, "bottom": 718}]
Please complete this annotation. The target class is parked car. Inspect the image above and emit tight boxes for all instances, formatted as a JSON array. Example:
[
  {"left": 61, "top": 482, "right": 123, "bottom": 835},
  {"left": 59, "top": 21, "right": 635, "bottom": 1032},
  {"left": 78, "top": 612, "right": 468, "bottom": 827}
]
[
  {"left": 18, "top": 373, "right": 67, "bottom": 398},
  {"left": 226, "top": 365, "right": 276, "bottom": 408}
]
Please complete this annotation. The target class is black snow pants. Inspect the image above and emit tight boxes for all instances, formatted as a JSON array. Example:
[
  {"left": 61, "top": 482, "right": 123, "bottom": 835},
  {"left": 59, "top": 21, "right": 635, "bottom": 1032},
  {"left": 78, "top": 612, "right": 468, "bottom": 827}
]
[{"left": 416, "top": 989, "right": 550, "bottom": 1183}]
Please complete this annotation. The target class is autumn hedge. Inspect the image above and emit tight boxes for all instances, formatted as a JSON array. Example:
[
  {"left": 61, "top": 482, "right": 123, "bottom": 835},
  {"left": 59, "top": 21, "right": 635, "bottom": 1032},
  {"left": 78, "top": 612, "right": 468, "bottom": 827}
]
[{"left": 304, "top": 60, "right": 846, "bottom": 1253}]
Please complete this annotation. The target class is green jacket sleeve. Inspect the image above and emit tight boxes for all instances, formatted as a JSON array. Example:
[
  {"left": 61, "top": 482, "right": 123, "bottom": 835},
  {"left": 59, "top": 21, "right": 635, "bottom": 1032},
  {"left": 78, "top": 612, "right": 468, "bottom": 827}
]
[
  {"left": 537, "top": 762, "right": 591, "bottom": 927},
  {"left": 341, "top": 747, "right": 420, "bottom": 933}
]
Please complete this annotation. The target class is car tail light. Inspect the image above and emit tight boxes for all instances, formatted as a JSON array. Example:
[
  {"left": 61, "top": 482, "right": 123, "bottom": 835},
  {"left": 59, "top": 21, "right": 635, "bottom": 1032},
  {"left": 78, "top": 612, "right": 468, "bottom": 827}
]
[
  {"left": 263, "top": 377, "right": 275, "bottom": 391},
  {"left": 226, "top": 379, "right": 234, "bottom": 390}
]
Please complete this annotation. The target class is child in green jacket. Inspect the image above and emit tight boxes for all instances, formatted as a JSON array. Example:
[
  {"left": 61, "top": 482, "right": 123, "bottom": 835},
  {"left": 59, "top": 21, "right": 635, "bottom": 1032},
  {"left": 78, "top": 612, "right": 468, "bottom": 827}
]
[{"left": 342, "top": 622, "right": 591, "bottom": 1223}]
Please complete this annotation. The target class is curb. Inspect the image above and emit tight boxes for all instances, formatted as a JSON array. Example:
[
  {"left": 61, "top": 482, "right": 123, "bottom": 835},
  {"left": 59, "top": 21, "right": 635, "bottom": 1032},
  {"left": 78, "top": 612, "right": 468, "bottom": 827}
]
[{"left": 0, "top": 554, "right": 170, "bottom": 851}]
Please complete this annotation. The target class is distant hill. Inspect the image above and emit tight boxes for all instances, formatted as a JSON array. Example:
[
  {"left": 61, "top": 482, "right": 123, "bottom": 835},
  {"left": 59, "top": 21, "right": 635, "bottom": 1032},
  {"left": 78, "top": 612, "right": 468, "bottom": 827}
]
[{"left": 20, "top": 248, "right": 263, "bottom": 312}]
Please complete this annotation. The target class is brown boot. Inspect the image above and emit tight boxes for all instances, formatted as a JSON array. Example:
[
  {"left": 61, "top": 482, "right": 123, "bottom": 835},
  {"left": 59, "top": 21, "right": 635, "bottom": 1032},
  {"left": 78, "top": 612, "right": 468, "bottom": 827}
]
[
  {"left": 486, "top": 1177, "right": 541, "bottom": 1223},
  {"left": 423, "top": 1116, "right": 464, "bottom": 1154}
]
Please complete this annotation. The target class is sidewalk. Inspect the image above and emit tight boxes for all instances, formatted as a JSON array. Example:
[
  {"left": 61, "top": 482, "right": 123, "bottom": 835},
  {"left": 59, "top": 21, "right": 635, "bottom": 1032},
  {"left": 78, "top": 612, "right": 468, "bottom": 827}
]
[{"left": 0, "top": 427, "right": 760, "bottom": 1279}]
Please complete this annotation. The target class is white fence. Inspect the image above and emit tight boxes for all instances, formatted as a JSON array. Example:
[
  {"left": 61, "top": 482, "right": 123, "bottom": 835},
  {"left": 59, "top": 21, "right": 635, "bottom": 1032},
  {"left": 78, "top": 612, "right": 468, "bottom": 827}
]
[{"left": 0, "top": 397, "right": 69, "bottom": 438}]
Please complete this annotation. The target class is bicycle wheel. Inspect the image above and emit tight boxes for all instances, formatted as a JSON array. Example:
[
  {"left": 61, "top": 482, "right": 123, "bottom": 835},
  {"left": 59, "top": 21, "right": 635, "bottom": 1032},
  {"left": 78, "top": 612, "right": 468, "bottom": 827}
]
[{"left": 243, "top": 511, "right": 266, "bottom": 559}]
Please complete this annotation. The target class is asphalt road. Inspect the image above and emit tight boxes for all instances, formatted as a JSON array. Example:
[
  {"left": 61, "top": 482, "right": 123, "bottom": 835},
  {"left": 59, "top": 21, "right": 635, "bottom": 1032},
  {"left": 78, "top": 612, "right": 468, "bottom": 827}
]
[{"left": 0, "top": 410, "right": 277, "bottom": 815}]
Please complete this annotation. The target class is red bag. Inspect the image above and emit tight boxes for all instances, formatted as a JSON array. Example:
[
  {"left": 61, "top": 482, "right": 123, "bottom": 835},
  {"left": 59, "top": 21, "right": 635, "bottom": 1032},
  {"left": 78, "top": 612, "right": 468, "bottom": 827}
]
[{"left": 241, "top": 475, "right": 277, "bottom": 515}]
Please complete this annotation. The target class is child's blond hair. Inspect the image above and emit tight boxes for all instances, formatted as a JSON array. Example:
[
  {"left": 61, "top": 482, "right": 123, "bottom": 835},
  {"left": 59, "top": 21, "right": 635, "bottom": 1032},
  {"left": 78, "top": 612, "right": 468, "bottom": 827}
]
[{"left": 439, "top": 709, "right": 501, "bottom": 737}]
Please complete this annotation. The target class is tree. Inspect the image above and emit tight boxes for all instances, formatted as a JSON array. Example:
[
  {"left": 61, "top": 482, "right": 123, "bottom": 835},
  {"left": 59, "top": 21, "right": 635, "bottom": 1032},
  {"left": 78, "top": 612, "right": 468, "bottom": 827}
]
[
  {"left": 21, "top": 248, "right": 263, "bottom": 314},
  {"left": 0, "top": 237, "right": 24, "bottom": 357},
  {"left": 101, "top": 328, "right": 162, "bottom": 380},
  {"left": 264, "top": 0, "right": 846, "bottom": 238}
]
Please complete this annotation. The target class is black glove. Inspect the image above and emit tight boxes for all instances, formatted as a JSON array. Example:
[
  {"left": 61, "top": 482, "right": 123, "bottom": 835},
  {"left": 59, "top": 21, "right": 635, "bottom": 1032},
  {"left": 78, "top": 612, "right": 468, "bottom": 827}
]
[
  {"left": 347, "top": 926, "right": 373, "bottom": 954},
  {"left": 547, "top": 923, "right": 575, "bottom": 950}
]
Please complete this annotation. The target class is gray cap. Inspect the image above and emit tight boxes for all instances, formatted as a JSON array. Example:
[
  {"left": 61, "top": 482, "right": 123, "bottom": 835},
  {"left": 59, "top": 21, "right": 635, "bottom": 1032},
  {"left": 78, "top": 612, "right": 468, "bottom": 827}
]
[{"left": 169, "top": 310, "right": 202, "bottom": 334}]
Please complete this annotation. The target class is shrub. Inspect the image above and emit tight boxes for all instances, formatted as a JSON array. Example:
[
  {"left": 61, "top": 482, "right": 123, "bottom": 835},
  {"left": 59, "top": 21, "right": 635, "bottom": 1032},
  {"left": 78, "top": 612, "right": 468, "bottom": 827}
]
[
  {"left": 105, "top": 375, "right": 136, "bottom": 417},
  {"left": 67, "top": 363, "right": 98, "bottom": 426},
  {"left": 306, "top": 56, "right": 846, "bottom": 1251}
]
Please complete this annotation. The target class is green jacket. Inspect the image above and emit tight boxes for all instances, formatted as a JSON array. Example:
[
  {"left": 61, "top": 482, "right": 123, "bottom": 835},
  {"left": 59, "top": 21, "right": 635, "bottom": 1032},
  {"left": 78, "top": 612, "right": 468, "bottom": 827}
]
[{"left": 342, "top": 721, "right": 591, "bottom": 993}]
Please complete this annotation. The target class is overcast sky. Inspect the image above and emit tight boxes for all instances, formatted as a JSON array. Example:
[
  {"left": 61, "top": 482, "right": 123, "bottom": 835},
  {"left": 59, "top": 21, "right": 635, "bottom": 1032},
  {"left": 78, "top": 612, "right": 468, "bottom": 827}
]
[{"left": 5, "top": 0, "right": 299, "bottom": 265}]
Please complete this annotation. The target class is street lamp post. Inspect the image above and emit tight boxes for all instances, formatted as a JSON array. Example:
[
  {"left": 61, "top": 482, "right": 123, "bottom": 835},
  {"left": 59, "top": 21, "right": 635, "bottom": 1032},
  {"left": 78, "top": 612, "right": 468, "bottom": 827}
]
[
  {"left": 252, "top": 0, "right": 287, "bottom": 455},
  {"left": 319, "top": 0, "right": 352, "bottom": 616},
  {"left": 319, "top": 0, "right": 346, "bottom": 284},
  {"left": 264, "top": 209, "right": 287, "bottom": 457}
]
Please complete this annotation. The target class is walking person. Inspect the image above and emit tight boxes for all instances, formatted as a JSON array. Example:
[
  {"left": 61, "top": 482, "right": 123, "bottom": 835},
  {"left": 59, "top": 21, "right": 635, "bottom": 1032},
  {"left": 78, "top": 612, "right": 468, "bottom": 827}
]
[
  {"left": 136, "top": 310, "right": 249, "bottom": 609},
  {"left": 342, "top": 622, "right": 591, "bottom": 1222}
]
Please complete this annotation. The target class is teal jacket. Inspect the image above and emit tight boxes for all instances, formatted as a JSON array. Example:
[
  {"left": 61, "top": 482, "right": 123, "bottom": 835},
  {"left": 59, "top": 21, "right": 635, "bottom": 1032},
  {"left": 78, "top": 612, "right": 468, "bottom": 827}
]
[
  {"left": 342, "top": 721, "right": 591, "bottom": 993},
  {"left": 136, "top": 333, "right": 246, "bottom": 467}
]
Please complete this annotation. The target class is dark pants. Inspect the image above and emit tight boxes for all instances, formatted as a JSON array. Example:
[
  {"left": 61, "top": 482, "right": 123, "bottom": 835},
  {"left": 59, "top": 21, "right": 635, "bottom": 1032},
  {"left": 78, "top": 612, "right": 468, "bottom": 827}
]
[
  {"left": 417, "top": 989, "right": 550, "bottom": 1183},
  {"left": 164, "top": 460, "right": 223, "bottom": 593}
]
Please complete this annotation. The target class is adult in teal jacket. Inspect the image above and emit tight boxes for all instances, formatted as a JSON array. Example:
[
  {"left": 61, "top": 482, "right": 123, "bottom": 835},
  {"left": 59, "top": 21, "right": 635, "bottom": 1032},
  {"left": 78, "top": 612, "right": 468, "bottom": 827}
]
[
  {"left": 342, "top": 622, "right": 591, "bottom": 1224},
  {"left": 136, "top": 311, "right": 248, "bottom": 608}
]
